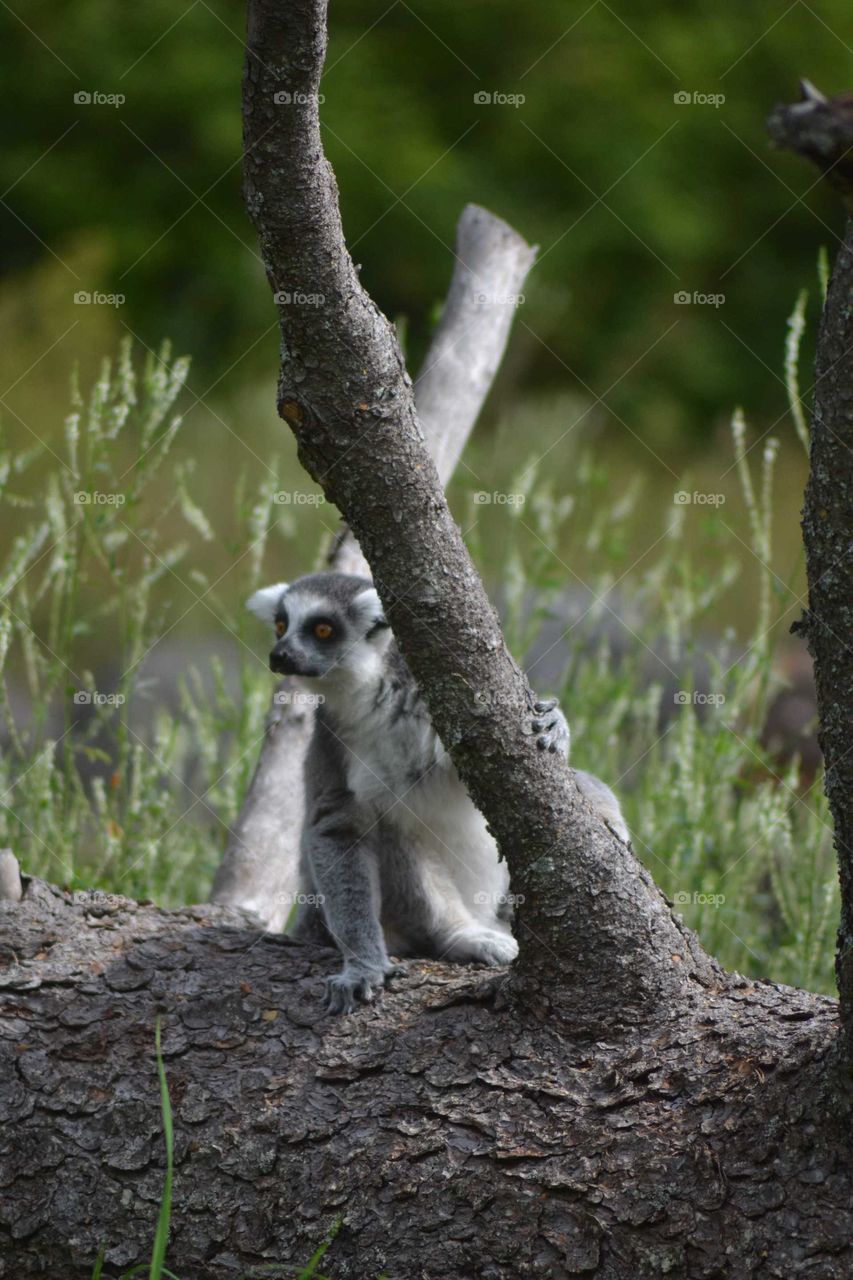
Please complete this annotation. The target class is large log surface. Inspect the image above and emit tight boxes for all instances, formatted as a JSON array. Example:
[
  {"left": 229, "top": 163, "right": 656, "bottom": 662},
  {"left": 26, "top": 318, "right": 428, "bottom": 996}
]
[{"left": 0, "top": 878, "right": 848, "bottom": 1279}]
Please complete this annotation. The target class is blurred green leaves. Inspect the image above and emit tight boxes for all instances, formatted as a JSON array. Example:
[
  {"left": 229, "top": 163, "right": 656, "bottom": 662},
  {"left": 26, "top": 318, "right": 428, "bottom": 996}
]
[{"left": 0, "top": 0, "right": 848, "bottom": 444}]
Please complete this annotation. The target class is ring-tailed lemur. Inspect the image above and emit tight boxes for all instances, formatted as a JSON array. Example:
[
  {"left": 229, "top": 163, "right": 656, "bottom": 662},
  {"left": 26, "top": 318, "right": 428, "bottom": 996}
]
[{"left": 248, "top": 572, "right": 628, "bottom": 1014}]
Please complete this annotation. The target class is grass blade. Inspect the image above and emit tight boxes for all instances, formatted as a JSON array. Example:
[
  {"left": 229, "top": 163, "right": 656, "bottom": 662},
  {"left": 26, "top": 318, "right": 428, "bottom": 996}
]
[{"left": 150, "top": 1017, "right": 174, "bottom": 1280}]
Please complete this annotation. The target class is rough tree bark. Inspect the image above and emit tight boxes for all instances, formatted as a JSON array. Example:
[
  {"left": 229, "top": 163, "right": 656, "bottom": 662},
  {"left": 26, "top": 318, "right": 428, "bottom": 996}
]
[
  {"left": 768, "top": 83, "right": 853, "bottom": 1074},
  {"left": 1, "top": 58, "right": 853, "bottom": 1280},
  {"left": 0, "top": 874, "right": 849, "bottom": 1279},
  {"left": 211, "top": 205, "right": 536, "bottom": 930}
]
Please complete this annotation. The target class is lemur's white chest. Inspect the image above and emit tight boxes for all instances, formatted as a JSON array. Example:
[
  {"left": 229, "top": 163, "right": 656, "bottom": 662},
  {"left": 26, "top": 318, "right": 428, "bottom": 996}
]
[
  {"left": 340, "top": 688, "right": 461, "bottom": 828},
  {"left": 318, "top": 670, "right": 505, "bottom": 899}
]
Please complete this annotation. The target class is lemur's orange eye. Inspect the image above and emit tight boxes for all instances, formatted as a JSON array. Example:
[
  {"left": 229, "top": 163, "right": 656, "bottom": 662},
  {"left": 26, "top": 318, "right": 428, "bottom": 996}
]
[
  {"left": 314, "top": 622, "right": 333, "bottom": 640},
  {"left": 275, "top": 620, "right": 286, "bottom": 638}
]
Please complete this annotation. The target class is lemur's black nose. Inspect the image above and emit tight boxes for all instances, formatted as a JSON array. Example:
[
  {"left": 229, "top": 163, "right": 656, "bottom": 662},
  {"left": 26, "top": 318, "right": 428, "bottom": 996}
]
[{"left": 269, "top": 648, "right": 299, "bottom": 675}]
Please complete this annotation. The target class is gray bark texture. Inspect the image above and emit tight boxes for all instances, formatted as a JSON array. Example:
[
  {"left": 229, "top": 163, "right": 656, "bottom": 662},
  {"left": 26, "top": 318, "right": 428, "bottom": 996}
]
[
  {"left": 769, "top": 85, "right": 853, "bottom": 1072},
  {"left": 211, "top": 205, "right": 537, "bottom": 930},
  {"left": 0, "top": 878, "right": 851, "bottom": 1280}
]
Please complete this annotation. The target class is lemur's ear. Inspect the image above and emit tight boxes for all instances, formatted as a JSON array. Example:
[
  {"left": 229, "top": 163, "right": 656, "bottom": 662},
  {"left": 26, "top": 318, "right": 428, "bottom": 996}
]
[
  {"left": 246, "top": 583, "right": 289, "bottom": 625},
  {"left": 352, "top": 586, "right": 388, "bottom": 634}
]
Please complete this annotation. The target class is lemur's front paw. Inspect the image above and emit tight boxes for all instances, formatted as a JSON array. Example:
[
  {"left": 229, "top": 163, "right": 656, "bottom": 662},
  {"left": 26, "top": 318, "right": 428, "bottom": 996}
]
[
  {"left": 324, "top": 963, "right": 398, "bottom": 1016},
  {"left": 531, "top": 697, "right": 570, "bottom": 755}
]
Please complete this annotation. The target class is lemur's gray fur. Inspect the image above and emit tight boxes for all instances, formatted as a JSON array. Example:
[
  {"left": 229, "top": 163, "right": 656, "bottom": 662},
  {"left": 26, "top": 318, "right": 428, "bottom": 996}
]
[{"left": 248, "top": 571, "right": 628, "bottom": 1014}]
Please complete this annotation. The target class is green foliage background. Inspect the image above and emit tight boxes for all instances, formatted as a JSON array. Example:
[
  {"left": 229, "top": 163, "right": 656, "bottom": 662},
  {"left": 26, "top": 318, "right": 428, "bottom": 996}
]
[
  {"left": 1, "top": 0, "right": 850, "bottom": 439},
  {"left": 0, "top": 345, "right": 839, "bottom": 995}
]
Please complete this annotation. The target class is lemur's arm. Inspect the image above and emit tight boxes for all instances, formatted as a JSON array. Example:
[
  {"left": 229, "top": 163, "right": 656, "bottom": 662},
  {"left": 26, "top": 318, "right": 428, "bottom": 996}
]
[{"left": 300, "top": 714, "right": 397, "bottom": 1014}]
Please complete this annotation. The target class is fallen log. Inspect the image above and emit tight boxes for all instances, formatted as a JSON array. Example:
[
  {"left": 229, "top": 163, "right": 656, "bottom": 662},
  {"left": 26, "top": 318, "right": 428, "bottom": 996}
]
[{"left": 0, "top": 876, "right": 848, "bottom": 1279}]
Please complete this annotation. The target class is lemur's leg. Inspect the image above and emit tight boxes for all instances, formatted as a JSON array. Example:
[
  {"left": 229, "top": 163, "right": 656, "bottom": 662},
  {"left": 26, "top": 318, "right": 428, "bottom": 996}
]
[
  {"left": 381, "top": 696, "right": 568, "bottom": 962},
  {"left": 433, "top": 919, "right": 519, "bottom": 966},
  {"left": 382, "top": 834, "right": 519, "bottom": 968}
]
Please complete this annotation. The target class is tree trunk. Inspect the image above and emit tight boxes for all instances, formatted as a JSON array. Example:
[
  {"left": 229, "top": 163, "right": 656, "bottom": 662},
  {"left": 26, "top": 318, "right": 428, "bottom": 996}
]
[
  {"left": 801, "top": 218, "right": 853, "bottom": 1070},
  {"left": 768, "top": 85, "right": 853, "bottom": 1076},
  {"left": 0, "top": 876, "right": 849, "bottom": 1280}
]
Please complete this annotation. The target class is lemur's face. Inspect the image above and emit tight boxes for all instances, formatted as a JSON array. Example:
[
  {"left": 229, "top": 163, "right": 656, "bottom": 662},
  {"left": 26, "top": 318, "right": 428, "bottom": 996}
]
[{"left": 246, "top": 573, "right": 390, "bottom": 683}]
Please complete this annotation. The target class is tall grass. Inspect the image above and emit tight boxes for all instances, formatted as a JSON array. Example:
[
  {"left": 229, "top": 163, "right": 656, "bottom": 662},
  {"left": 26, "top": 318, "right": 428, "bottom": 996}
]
[
  {"left": 0, "top": 337, "right": 279, "bottom": 904},
  {"left": 486, "top": 418, "right": 836, "bottom": 995},
  {"left": 471, "top": 280, "right": 836, "bottom": 995},
  {"left": 0, "top": 331, "right": 838, "bottom": 995}
]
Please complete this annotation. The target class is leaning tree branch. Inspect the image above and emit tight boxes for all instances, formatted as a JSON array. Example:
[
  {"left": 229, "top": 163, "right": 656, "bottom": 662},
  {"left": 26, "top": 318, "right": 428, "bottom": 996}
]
[
  {"left": 241, "top": 0, "right": 716, "bottom": 1029},
  {"left": 769, "top": 82, "right": 853, "bottom": 1072},
  {"left": 211, "top": 206, "right": 536, "bottom": 928}
]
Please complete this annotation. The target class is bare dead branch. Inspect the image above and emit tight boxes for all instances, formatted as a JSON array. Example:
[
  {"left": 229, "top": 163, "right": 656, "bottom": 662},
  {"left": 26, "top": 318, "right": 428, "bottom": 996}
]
[
  {"left": 0, "top": 850, "right": 22, "bottom": 903},
  {"left": 768, "top": 81, "right": 853, "bottom": 207}
]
